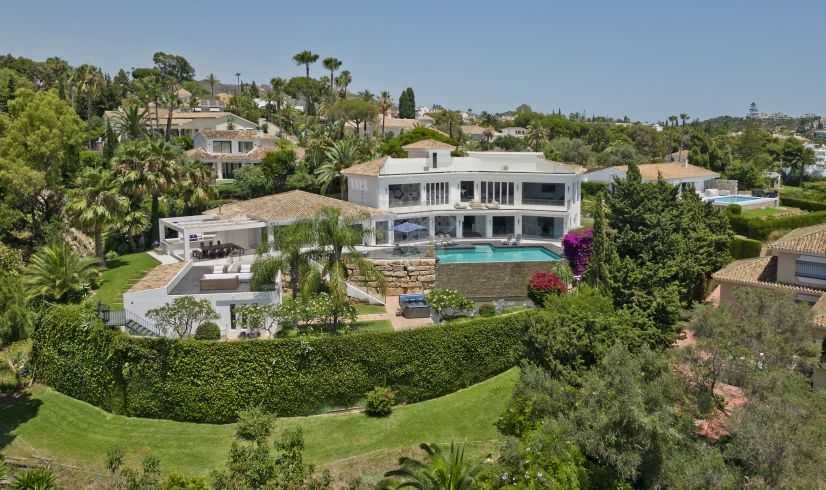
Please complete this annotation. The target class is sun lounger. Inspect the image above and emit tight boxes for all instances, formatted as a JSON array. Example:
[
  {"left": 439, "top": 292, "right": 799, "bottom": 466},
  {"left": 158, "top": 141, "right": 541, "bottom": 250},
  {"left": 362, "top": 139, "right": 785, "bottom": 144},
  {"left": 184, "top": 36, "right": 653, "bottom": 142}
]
[
  {"left": 485, "top": 200, "right": 500, "bottom": 209},
  {"left": 444, "top": 234, "right": 457, "bottom": 245},
  {"left": 469, "top": 199, "right": 484, "bottom": 209},
  {"left": 502, "top": 234, "right": 513, "bottom": 245},
  {"left": 454, "top": 202, "right": 468, "bottom": 209}
]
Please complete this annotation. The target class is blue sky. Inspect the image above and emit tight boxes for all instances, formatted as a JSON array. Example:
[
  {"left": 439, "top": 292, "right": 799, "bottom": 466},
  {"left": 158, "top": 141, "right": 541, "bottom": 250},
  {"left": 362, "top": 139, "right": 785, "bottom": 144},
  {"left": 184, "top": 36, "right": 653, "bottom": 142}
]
[{"left": 1, "top": 0, "right": 823, "bottom": 121}]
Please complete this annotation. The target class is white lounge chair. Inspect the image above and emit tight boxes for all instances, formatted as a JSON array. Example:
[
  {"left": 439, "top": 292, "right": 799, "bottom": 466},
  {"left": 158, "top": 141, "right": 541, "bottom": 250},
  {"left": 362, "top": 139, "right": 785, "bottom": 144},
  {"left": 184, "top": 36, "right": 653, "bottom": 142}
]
[
  {"left": 444, "top": 234, "right": 457, "bottom": 245},
  {"left": 469, "top": 199, "right": 484, "bottom": 209},
  {"left": 485, "top": 200, "right": 500, "bottom": 209},
  {"left": 502, "top": 234, "right": 514, "bottom": 245},
  {"left": 454, "top": 202, "right": 468, "bottom": 209}
]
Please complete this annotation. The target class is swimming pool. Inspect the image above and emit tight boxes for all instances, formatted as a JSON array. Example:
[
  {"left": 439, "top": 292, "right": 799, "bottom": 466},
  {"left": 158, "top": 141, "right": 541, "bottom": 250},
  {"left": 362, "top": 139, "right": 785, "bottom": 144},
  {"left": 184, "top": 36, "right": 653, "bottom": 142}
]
[
  {"left": 710, "top": 195, "right": 762, "bottom": 204},
  {"left": 436, "top": 244, "right": 561, "bottom": 263}
]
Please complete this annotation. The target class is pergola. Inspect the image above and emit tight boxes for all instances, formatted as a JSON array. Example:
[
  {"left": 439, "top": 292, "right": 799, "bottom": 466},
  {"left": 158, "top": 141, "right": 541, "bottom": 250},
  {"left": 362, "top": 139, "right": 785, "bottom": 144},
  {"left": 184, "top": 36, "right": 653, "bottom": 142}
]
[{"left": 159, "top": 215, "right": 267, "bottom": 260}]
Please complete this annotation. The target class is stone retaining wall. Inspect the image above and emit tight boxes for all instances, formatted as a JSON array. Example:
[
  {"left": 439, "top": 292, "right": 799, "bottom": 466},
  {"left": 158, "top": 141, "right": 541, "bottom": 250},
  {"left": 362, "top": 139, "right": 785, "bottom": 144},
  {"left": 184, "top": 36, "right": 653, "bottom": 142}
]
[
  {"left": 348, "top": 258, "right": 437, "bottom": 295},
  {"left": 435, "top": 261, "right": 553, "bottom": 300},
  {"left": 708, "top": 179, "right": 739, "bottom": 194}
]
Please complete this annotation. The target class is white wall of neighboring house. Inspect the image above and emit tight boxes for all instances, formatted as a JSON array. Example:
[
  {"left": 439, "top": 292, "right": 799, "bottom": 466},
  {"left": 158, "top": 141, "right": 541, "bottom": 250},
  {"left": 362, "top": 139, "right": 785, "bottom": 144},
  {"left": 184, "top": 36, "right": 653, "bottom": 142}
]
[
  {"left": 500, "top": 127, "right": 526, "bottom": 137},
  {"left": 805, "top": 142, "right": 826, "bottom": 177}
]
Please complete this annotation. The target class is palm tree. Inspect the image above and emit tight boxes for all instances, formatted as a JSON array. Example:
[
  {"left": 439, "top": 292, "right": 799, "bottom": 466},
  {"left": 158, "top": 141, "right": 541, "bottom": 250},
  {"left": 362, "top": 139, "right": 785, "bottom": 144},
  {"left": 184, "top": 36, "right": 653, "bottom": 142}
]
[
  {"left": 322, "top": 57, "right": 342, "bottom": 118},
  {"left": 433, "top": 110, "right": 462, "bottom": 141},
  {"left": 133, "top": 76, "right": 162, "bottom": 138},
  {"left": 680, "top": 113, "right": 689, "bottom": 126},
  {"left": 293, "top": 50, "right": 319, "bottom": 128},
  {"left": 178, "top": 160, "right": 217, "bottom": 213},
  {"left": 667, "top": 115, "right": 679, "bottom": 156},
  {"left": 269, "top": 77, "right": 287, "bottom": 133},
  {"left": 207, "top": 73, "right": 218, "bottom": 97},
  {"left": 251, "top": 219, "right": 315, "bottom": 300},
  {"left": 113, "top": 208, "right": 150, "bottom": 253},
  {"left": 24, "top": 242, "right": 99, "bottom": 303},
  {"left": 379, "top": 442, "right": 481, "bottom": 490},
  {"left": 377, "top": 91, "right": 393, "bottom": 135},
  {"left": 482, "top": 127, "right": 496, "bottom": 146},
  {"left": 524, "top": 121, "right": 550, "bottom": 151},
  {"left": 160, "top": 90, "right": 183, "bottom": 141},
  {"left": 235, "top": 72, "right": 241, "bottom": 94},
  {"left": 75, "top": 64, "right": 103, "bottom": 149},
  {"left": 305, "top": 207, "right": 386, "bottom": 328},
  {"left": 315, "top": 140, "right": 358, "bottom": 199},
  {"left": 65, "top": 167, "right": 129, "bottom": 262},
  {"left": 112, "top": 101, "right": 149, "bottom": 139},
  {"left": 335, "top": 70, "right": 351, "bottom": 98}
]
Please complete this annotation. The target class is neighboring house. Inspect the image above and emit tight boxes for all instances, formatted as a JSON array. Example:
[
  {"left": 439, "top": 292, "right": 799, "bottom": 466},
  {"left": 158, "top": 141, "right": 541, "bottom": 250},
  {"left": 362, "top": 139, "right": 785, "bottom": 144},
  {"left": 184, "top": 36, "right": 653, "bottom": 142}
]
[
  {"left": 664, "top": 149, "right": 689, "bottom": 163},
  {"left": 104, "top": 108, "right": 258, "bottom": 139},
  {"left": 713, "top": 224, "right": 826, "bottom": 344},
  {"left": 500, "top": 126, "right": 527, "bottom": 138},
  {"left": 186, "top": 129, "right": 297, "bottom": 179},
  {"left": 584, "top": 162, "right": 720, "bottom": 193},
  {"left": 342, "top": 139, "right": 585, "bottom": 243},
  {"left": 362, "top": 117, "right": 421, "bottom": 137},
  {"left": 417, "top": 114, "right": 434, "bottom": 125},
  {"left": 461, "top": 124, "right": 499, "bottom": 142},
  {"left": 804, "top": 142, "right": 826, "bottom": 177},
  {"left": 415, "top": 106, "right": 431, "bottom": 119},
  {"left": 650, "top": 123, "right": 664, "bottom": 132},
  {"left": 122, "top": 260, "right": 282, "bottom": 339}
]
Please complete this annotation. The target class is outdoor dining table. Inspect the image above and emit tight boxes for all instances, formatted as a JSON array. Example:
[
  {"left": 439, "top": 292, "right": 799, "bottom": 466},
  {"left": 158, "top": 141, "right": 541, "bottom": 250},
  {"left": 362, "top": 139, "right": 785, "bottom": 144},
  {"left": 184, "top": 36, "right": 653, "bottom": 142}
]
[{"left": 197, "top": 242, "right": 242, "bottom": 259}]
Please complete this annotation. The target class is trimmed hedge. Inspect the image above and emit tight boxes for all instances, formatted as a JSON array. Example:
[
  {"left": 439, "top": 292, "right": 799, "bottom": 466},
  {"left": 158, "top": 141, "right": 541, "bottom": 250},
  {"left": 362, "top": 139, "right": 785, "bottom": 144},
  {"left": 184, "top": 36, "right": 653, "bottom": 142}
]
[
  {"left": 730, "top": 237, "right": 763, "bottom": 259},
  {"left": 729, "top": 210, "right": 826, "bottom": 240},
  {"left": 33, "top": 304, "right": 528, "bottom": 423},
  {"left": 779, "top": 196, "right": 826, "bottom": 212}
]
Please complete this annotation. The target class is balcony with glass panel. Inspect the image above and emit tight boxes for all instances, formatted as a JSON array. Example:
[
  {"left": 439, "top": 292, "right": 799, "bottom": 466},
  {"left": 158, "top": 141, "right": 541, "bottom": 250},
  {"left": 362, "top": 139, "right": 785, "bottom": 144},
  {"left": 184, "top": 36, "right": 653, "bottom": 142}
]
[{"left": 522, "top": 182, "right": 566, "bottom": 207}]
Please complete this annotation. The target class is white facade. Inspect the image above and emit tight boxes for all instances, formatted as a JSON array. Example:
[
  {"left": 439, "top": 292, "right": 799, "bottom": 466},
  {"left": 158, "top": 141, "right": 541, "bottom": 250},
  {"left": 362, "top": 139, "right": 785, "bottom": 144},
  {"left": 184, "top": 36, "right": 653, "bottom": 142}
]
[
  {"left": 189, "top": 129, "right": 279, "bottom": 179},
  {"left": 805, "top": 142, "right": 826, "bottom": 177},
  {"left": 123, "top": 261, "right": 281, "bottom": 339},
  {"left": 584, "top": 164, "right": 720, "bottom": 193},
  {"left": 500, "top": 126, "right": 527, "bottom": 138},
  {"left": 346, "top": 148, "right": 584, "bottom": 244}
]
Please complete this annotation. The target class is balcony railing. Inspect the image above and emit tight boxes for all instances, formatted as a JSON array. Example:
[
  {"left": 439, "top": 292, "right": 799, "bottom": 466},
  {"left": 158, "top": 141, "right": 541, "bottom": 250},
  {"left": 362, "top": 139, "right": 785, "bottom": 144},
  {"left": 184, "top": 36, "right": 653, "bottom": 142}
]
[{"left": 521, "top": 198, "right": 566, "bottom": 206}]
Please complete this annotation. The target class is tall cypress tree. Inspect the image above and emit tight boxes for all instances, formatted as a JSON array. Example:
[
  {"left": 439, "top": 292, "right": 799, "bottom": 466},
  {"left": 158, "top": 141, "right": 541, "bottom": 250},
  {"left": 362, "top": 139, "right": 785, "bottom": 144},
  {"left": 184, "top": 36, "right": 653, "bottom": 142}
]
[
  {"left": 398, "top": 87, "right": 415, "bottom": 118},
  {"left": 584, "top": 192, "right": 617, "bottom": 290}
]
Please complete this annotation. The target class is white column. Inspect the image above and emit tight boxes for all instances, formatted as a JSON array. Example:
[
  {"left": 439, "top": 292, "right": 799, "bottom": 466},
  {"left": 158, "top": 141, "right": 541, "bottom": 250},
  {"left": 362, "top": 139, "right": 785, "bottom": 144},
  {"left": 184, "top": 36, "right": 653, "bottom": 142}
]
[
  {"left": 516, "top": 215, "right": 522, "bottom": 238},
  {"left": 183, "top": 233, "right": 191, "bottom": 260},
  {"left": 486, "top": 215, "right": 493, "bottom": 238},
  {"left": 215, "top": 161, "right": 223, "bottom": 179},
  {"left": 267, "top": 224, "right": 275, "bottom": 253},
  {"left": 455, "top": 216, "right": 463, "bottom": 239},
  {"left": 429, "top": 216, "right": 435, "bottom": 239}
]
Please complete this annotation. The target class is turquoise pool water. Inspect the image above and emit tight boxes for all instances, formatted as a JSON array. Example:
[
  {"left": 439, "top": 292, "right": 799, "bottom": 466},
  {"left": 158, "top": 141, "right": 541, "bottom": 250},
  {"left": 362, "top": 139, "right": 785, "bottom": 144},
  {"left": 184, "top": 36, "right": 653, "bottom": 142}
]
[
  {"left": 711, "top": 195, "right": 761, "bottom": 203},
  {"left": 436, "top": 244, "right": 561, "bottom": 263}
]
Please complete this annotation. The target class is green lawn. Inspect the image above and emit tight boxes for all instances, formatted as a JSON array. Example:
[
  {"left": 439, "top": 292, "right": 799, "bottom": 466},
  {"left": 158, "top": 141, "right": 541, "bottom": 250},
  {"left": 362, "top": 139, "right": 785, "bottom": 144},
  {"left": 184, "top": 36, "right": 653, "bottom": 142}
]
[
  {"left": 94, "top": 252, "right": 159, "bottom": 309},
  {"left": 0, "top": 368, "right": 518, "bottom": 478},
  {"left": 351, "top": 319, "right": 393, "bottom": 333},
  {"left": 353, "top": 303, "right": 387, "bottom": 315},
  {"left": 740, "top": 206, "right": 805, "bottom": 219}
]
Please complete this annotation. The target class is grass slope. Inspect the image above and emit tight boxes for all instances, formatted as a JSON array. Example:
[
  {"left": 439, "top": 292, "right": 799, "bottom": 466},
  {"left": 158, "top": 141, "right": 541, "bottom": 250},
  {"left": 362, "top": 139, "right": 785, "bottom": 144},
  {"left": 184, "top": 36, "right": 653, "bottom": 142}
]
[
  {"left": 0, "top": 369, "right": 518, "bottom": 477},
  {"left": 94, "top": 252, "right": 159, "bottom": 309}
]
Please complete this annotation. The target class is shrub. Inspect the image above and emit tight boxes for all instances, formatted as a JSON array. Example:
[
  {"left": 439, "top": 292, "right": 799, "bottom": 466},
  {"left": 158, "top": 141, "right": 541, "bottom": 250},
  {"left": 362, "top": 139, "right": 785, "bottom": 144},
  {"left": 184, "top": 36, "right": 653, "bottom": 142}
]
[
  {"left": 730, "top": 237, "right": 763, "bottom": 259},
  {"left": 235, "top": 406, "right": 272, "bottom": 442},
  {"left": 582, "top": 181, "right": 608, "bottom": 196},
  {"left": 11, "top": 467, "right": 58, "bottom": 489},
  {"left": 527, "top": 272, "right": 567, "bottom": 306},
  {"left": 779, "top": 196, "right": 826, "bottom": 211},
  {"left": 426, "top": 289, "right": 474, "bottom": 318},
  {"left": 32, "top": 304, "right": 528, "bottom": 422},
  {"left": 478, "top": 303, "right": 496, "bottom": 317},
  {"left": 725, "top": 204, "right": 742, "bottom": 215},
  {"left": 194, "top": 322, "right": 221, "bottom": 340},
  {"left": 562, "top": 229, "right": 593, "bottom": 276},
  {"left": 743, "top": 210, "right": 826, "bottom": 240},
  {"left": 365, "top": 387, "right": 395, "bottom": 417},
  {"left": 0, "top": 243, "right": 23, "bottom": 275},
  {"left": 104, "top": 250, "right": 119, "bottom": 262}
]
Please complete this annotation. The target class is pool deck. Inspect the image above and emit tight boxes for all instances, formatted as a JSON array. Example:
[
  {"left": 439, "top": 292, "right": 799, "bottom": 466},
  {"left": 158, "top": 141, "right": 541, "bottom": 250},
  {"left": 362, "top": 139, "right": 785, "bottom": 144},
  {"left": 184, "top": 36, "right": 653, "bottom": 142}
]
[
  {"left": 707, "top": 195, "right": 779, "bottom": 211},
  {"left": 361, "top": 239, "right": 563, "bottom": 261}
]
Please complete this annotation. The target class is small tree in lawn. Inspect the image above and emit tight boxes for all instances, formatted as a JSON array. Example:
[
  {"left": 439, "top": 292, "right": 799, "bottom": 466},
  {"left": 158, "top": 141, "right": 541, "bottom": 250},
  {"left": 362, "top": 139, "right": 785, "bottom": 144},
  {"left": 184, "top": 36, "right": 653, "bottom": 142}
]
[
  {"left": 426, "top": 289, "right": 474, "bottom": 319},
  {"left": 234, "top": 303, "right": 283, "bottom": 338},
  {"left": 147, "top": 296, "right": 219, "bottom": 338},
  {"left": 562, "top": 228, "right": 593, "bottom": 276},
  {"left": 526, "top": 271, "right": 567, "bottom": 306}
]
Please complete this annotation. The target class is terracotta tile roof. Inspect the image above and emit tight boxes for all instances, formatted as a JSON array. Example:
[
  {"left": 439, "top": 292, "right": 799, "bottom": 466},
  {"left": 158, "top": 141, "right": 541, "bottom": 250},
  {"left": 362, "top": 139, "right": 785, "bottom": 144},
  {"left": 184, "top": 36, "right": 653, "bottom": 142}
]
[
  {"left": 127, "top": 261, "right": 186, "bottom": 293},
  {"left": 204, "top": 190, "right": 391, "bottom": 223},
  {"left": 461, "top": 124, "right": 492, "bottom": 134},
  {"left": 615, "top": 163, "right": 719, "bottom": 181},
  {"left": 186, "top": 146, "right": 305, "bottom": 163},
  {"left": 341, "top": 156, "right": 389, "bottom": 177},
  {"left": 199, "top": 129, "right": 276, "bottom": 140},
  {"left": 812, "top": 294, "right": 826, "bottom": 327},
  {"left": 767, "top": 224, "right": 826, "bottom": 256},
  {"left": 712, "top": 256, "right": 826, "bottom": 296},
  {"left": 402, "top": 139, "right": 455, "bottom": 150}
]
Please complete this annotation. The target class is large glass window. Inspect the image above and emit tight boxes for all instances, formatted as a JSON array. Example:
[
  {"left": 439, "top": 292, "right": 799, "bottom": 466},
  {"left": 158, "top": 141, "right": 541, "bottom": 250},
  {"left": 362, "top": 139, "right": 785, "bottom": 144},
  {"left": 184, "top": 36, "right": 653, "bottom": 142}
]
[
  {"left": 460, "top": 181, "right": 474, "bottom": 202},
  {"left": 523, "top": 216, "right": 560, "bottom": 238},
  {"left": 492, "top": 216, "right": 515, "bottom": 236},
  {"left": 222, "top": 161, "right": 243, "bottom": 179},
  {"left": 374, "top": 220, "right": 390, "bottom": 245},
  {"left": 434, "top": 216, "right": 457, "bottom": 237},
  {"left": 462, "top": 215, "right": 486, "bottom": 237},
  {"left": 238, "top": 141, "right": 254, "bottom": 153},
  {"left": 389, "top": 183, "right": 421, "bottom": 208},
  {"left": 796, "top": 260, "right": 826, "bottom": 280},
  {"left": 393, "top": 217, "right": 429, "bottom": 243},
  {"left": 426, "top": 182, "right": 449, "bottom": 206},
  {"left": 480, "top": 181, "right": 514, "bottom": 204},
  {"left": 523, "top": 182, "right": 565, "bottom": 205},
  {"left": 213, "top": 140, "right": 232, "bottom": 153}
]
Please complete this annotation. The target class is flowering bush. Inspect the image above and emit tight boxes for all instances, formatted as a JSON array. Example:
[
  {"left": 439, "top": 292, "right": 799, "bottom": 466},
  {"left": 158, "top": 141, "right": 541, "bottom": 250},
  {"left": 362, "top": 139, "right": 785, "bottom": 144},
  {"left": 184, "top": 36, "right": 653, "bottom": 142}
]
[
  {"left": 526, "top": 271, "right": 568, "bottom": 306},
  {"left": 426, "top": 289, "right": 474, "bottom": 318},
  {"left": 562, "top": 228, "right": 593, "bottom": 276},
  {"left": 365, "top": 386, "right": 395, "bottom": 417}
]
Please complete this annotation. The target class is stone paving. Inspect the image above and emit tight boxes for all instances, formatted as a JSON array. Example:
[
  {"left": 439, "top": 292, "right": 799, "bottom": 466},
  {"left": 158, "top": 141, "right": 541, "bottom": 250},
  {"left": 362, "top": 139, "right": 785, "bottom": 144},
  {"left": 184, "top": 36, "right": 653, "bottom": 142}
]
[{"left": 384, "top": 295, "right": 435, "bottom": 330}]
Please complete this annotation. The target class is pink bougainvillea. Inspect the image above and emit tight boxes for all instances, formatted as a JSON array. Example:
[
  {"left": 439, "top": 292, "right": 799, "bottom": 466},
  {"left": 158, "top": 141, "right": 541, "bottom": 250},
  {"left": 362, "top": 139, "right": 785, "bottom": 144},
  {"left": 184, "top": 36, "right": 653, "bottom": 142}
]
[
  {"left": 562, "top": 228, "right": 593, "bottom": 276},
  {"left": 527, "top": 271, "right": 568, "bottom": 306}
]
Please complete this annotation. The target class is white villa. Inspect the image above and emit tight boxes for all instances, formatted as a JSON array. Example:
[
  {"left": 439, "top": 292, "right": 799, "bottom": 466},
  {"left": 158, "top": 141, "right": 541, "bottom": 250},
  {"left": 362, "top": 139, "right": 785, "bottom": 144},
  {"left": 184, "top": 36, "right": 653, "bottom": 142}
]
[
  {"left": 500, "top": 127, "right": 527, "bottom": 138},
  {"left": 103, "top": 108, "right": 260, "bottom": 139},
  {"left": 186, "top": 129, "right": 304, "bottom": 180},
  {"left": 584, "top": 161, "right": 720, "bottom": 193},
  {"left": 343, "top": 139, "right": 585, "bottom": 243}
]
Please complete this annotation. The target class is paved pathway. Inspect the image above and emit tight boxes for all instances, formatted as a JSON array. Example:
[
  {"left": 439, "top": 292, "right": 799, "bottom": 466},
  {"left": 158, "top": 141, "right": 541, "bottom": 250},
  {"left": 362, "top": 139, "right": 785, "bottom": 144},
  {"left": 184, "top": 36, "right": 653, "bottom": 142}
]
[
  {"left": 384, "top": 295, "right": 434, "bottom": 331},
  {"left": 147, "top": 251, "right": 180, "bottom": 265}
]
